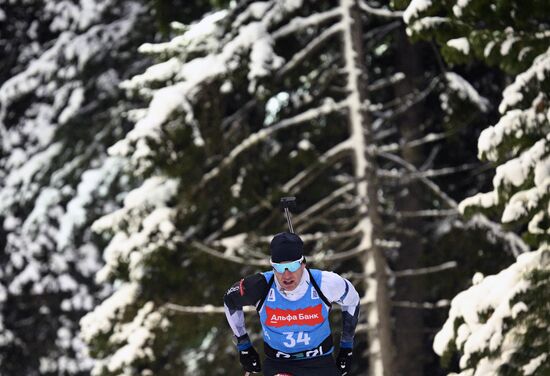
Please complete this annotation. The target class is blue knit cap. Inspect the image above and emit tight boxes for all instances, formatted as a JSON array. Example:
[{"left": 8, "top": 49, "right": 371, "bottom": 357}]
[{"left": 270, "top": 232, "right": 303, "bottom": 263}]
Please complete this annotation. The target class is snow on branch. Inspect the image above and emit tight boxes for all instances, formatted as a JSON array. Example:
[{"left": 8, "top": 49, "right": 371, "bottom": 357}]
[
  {"left": 409, "top": 163, "right": 479, "bottom": 179},
  {"left": 377, "top": 150, "right": 528, "bottom": 256},
  {"left": 309, "top": 245, "right": 366, "bottom": 263},
  {"left": 380, "top": 163, "right": 479, "bottom": 183},
  {"left": 378, "top": 132, "right": 450, "bottom": 153},
  {"left": 164, "top": 303, "right": 254, "bottom": 314},
  {"left": 368, "top": 72, "right": 405, "bottom": 92},
  {"left": 278, "top": 22, "right": 343, "bottom": 77},
  {"left": 433, "top": 247, "right": 549, "bottom": 373},
  {"left": 272, "top": 8, "right": 341, "bottom": 40},
  {"left": 392, "top": 261, "right": 458, "bottom": 277},
  {"left": 367, "top": 76, "right": 440, "bottom": 120},
  {"left": 191, "top": 240, "right": 269, "bottom": 266},
  {"left": 499, "top": 46, "right": 550, "bottom": 113},
  {"left": 359, "top": 0, "right": 404, "bottom": 18},
  {"left": 394, "top": 209, "right": 460, "bottom": 218},
  {"left": 283, "top": 139, "right": 354, "bottom": 194},
  {"left": 294, "top": 182, "right": 355, "bottom": 227},
  {"left": 393, "top": 300, "right": 450, "bottom": 309},
  {"left": 377, "top": 150, "right": 458, "bottom": 208},
  {"left": 197, "top": 99, "right": 348, "bottom": 190}
]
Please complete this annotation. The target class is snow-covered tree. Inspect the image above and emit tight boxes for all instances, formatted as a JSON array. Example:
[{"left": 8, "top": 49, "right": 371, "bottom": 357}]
[
  {"left": 0, "top": 0, "right": 160, "bottom": 374},
  {"left": 76, "top": 1, "right": 518, "bottom": 375},
  {"left": 404, "top": 0, "right": 550, "bottom": 374}
]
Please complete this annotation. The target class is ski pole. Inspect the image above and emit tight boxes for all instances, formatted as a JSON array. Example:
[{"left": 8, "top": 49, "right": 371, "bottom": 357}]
[{"left": 280, "top": 197, "right": 296, "bottom": 233}]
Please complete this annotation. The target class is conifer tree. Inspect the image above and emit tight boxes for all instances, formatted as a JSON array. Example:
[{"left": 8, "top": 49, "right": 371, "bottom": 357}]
[
  {"left": 79, "top": 1, "right": 516, "bottom": 375},
  {"left": 0, "top": 0, "right": 158, "bottom": 374},
  {"left": 404, "top": 0, "right": 550, "bottom": 374}
]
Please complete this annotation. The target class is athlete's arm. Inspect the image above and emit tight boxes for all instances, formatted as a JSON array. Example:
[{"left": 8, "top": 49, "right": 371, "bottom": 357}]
[
  {"left": 320, "top": 271, "right": 360, "bottom": 346},
  {"left": 223, "top": 273, "right": 269, "bottom": 340}
]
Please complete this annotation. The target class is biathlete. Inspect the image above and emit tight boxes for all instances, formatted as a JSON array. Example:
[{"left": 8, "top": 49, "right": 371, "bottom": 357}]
[{"left": 223, "top": 232, "right": 360, "bottom": 375}]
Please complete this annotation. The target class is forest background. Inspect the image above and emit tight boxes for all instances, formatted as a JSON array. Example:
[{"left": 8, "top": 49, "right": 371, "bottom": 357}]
[{"left": 0, "top": 0, "right": 548, "bottom": 375}]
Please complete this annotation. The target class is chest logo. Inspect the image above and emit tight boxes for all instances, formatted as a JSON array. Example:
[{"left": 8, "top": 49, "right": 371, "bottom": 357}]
[
  {"left": 311, "top": 288, "right": 319, "bottom": 300},
  {"left": 265, "top": 304, "right": 324, "bottom": 327},
  {"left": 267, "top": 288, "right": 276, "bottom": 302}
]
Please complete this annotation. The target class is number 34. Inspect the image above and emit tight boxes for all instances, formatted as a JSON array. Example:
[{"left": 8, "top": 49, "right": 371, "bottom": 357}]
[{"left": 282, "top": 331, "right": 311, "bottom": 347}]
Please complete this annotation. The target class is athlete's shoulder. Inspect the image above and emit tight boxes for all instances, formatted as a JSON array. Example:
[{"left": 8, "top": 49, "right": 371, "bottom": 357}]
[
  {"left": 320, "top": 270, "right": 346, "bottom": 283},
  {"left": 241, "top": 272, "right": 272, "bottom": 304},
  {"left": 318, "top": 270, "right": 352, "bottom": 302}
]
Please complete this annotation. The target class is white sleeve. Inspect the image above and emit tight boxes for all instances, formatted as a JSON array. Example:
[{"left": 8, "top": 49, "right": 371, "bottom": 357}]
[
  {"left": 223, "top": 302, "right": 247, "bottom": 338},
  {"left": 321, "top": 272, "right": 360, "bottom": 308},
  {"left": 320, "top": 271, "right": 360, "bottom": 344}
]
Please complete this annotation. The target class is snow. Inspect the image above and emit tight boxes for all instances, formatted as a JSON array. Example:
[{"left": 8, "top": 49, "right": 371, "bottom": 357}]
[
  {"left": 57, "top": 157, "right": 123, "bottom": 250},
  {"left": 500, "top": 34, "right": 518, "bottom": 57},
  {"left": 403, "top": 0, "right": 433, "bottom": 24},
  {"left": 80, "top": 283, "right": 140, "bottom": 343},
  {"left": 181, "top": 328, "right": 218, "bottom": 373},
  {"left": 493, "top": 137, "right": 547, "bottom": 190},
  {"left": 0, "top": 143, "right": 63, "bottom": 212},
  {"left": 405, "top": 16, "right": 448, "bottom": 37},
  {"left": 58, "top": 86, "right": 85, "bottom": 124},
  {"left": 459, "top": 191, "right": 498, "bottom": 212},
  {"left": 0, "top": 1, "right": 149, "bottom": 373},
  {"left": 523, "top": 354, "right": 547, "bottom": 375},
  {"left": 477, "top": 109, "right": 545, "bottom": 162},
  {"left": 444, "top": 72, "right": 490, "bottom": 112},
  {"left": 213, "top": 233, "right": 247, "bottom": 256},
  {"left": 447, "top": 37, "right": 470, "bottom": 54},
  {"left": 433, "top": 247, "right": 548, "bottom": 374},
  {"left": 483, "top": 41, "right": 495, "bottom": 58},
  {"left": 500, "top": 47, "right": 550, "bottom": 113},
  {"left": 265, "top": 92, "right": 290, "bottom": 125},
  {"left": 106, "top": 302, "right": 168, "bottom": 373},
  {"left": 452, "top": 0, "right": 472, "bottom": 18},
  {"left": 501, "top": 179, "right": 549, "bottom": 223},
  {"left": 115, "top": 10, "right": 285, "bottom": 169},
  {"left": 92, "top": 177, "right": 179, "bottom": 283}
]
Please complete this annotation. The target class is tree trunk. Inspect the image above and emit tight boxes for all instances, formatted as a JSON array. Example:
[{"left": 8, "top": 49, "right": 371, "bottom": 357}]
[
  {"left": 392, "top": 28, "right": 427, "bottom": 376},
  {"left": 340, "top": 1, "right": 395, "bottom": 375}
]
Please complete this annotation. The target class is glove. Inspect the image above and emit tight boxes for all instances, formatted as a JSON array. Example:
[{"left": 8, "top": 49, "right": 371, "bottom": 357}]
[
  {"left": 336, "top": 345, "right": 353, "bottom": 376},
  {"left": 239, "top": 345, "right": 261, "bottom": 373},
  {"left": 236, "top": 335, "right": 261, "bottom": 373}
]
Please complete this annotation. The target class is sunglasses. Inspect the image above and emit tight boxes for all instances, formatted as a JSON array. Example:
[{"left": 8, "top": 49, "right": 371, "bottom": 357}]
[{"left": 271, "top": 256, "right": 304, "bottom": 273}]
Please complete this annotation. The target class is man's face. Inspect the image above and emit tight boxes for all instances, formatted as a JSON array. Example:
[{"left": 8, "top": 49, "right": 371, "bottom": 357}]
[{"left": 273, "top": 262, "right": 305, "bottom": 291}]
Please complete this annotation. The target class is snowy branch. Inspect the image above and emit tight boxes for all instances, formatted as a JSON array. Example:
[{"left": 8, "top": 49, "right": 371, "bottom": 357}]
[
  {"left": 378, "top": 132, "right": 449, "bottom": 153},
  {"left": 164, "top": 303, "right": 255, "bottom": 314},
  {"left": 278, "top": 22, "right": 343, "bottom": 77},
  {"left": 377, "top": 152, "right": 529, "bottom": 257},
  {"left": 197, "top": 99, "right": 348, "bottom": 190},
  {"left": 392, "top": 300, "right": 450, "bottom": 309},
  {"left": 368, "top": 72, "right": 405, "bottom": 92},
  {"left": 377, "top": 150, "right": 458, "bottom": 208},
  {"left": 379, "top": 163, "right": 478, "bottom": 184},
  {"left": 367, "top": 76, "right": 439, "bottom": 120},
  {"left": 282, "top": 139, "right": 353, "bottom": 194},
  {"left": 309, "top": 245, "right": 365, "bottom": 263},
  {"left": 465, "top": 214, "right": 529, "bottom": 257},
  {"left": 272, "top": 8, "right": 341, "bottom": 40},
  {"left": 394, "top": 209, "right": 460, "bottom": 218},
  {"left": 409, "top": 163, "right": 479, "bottom": 179},
  {"left": 191, "top": 240, "right": 269, "bottom": 266},
  {"left": 359, "top": 0, "right": 404, "bottom": 18},
  {"left": 294, "top": 182, "right": 356, "bottom": 228},
  {"left": 392, "top": 261, "right": 457, "bottom": 277}
]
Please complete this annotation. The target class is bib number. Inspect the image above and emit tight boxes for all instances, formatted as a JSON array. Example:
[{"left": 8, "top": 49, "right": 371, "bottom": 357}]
[{"left": 282, "top": 331, "right": 311, "bottom": 348}]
